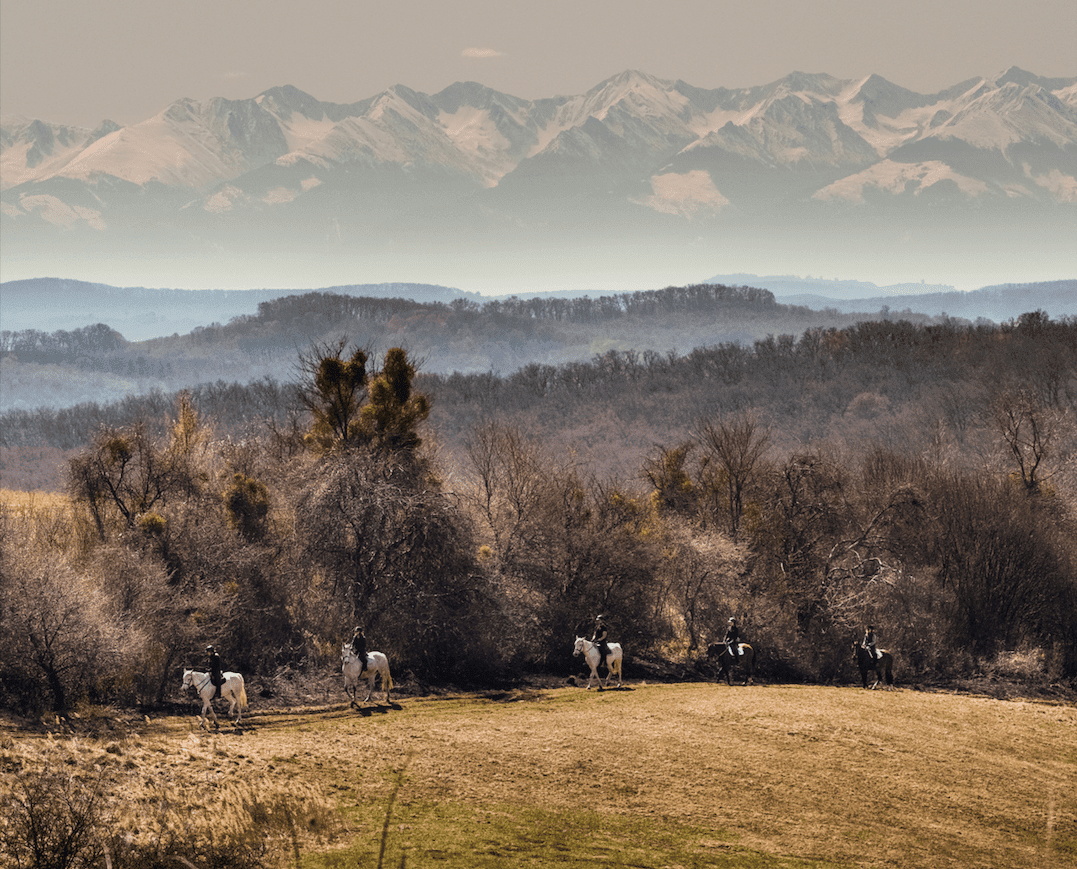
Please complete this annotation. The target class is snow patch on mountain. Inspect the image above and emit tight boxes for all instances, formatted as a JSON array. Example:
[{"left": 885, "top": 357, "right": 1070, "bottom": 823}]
[
  {"left": 437, "top": 104, "right": 515, "bottom": 184},
  {"left": 8, "top": 193, "right": 105, "bottom": 229},
  {"left": 633, "top": 170, "right": 729, "bottom": 217},
  {"left": 813, "top": 160, "right": 990, "bottom": 202},
  {"left": 274, "top": 114, "right": 339, "bottom": 153},
  {"left": 1028, "top": 167, "right": 1077, "bottom": 202},
  {"left": 930, "top": 81, "right": 1077, "bottom": 151},
  {"left": 0, "top": 118, "right": 104, "bottom": 190}
]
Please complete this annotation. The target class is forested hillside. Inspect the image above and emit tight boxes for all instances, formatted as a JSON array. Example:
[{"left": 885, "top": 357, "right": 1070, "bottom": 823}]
[
  {"left": 1, "top": 282, "right": 952, "bottom": 415},
  {"left": 1, "top": 309, "right": 1075, "bottom": 719}
]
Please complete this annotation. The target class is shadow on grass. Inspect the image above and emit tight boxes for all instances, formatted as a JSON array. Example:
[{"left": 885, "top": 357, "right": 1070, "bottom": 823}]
[{"left": 351, "top": 702, "right": 404, "bottom": 717}]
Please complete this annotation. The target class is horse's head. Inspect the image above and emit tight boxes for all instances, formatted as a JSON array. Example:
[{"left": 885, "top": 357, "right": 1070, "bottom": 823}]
[
  {"left": 572, "top": 636, "right": 585, "bottom": 656},
  {"left": 181, "top": 669, "right": 194, "bottom": 688}
]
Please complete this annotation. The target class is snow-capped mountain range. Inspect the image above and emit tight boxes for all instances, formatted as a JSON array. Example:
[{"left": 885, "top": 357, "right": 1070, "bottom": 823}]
[{"left": 2, "top": 67, "right": 1074, "bottom": 291}]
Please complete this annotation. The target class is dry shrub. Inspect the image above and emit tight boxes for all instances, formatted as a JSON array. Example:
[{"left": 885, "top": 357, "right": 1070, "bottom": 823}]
[
  {"left": 983, "top": 648, "right": 1047, "bottom": 682},
  {"left": 0, "top": 767, "right": 108, "bottom": 869},
  {"left": 0, "top": 737, "right": 340, "bottom": 869}
]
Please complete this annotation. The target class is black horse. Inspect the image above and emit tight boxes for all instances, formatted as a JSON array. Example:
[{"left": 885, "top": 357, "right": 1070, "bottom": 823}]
[
  {"left": 707, "top": 642, "right": 755, "bottom": 686},
  {"left": 854, "top": 643, "right": 894, "bottom": 689}
]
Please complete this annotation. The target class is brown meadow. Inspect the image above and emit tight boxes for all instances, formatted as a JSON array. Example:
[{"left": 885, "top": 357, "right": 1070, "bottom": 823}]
[{"left": 2, "top": 681, "right": 1074, "bottom": 867}]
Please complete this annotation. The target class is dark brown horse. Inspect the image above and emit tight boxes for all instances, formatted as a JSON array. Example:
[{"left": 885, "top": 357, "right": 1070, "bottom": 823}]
[
  {"left": 854, "top": 644, "right": 894, "bottom": 689},
  {"left": 707, "top": 642, "right": 755, "bottom": 686}
]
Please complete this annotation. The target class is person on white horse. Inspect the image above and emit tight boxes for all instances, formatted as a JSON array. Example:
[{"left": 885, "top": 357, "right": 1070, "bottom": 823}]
[
  {"left": 862, "top": 624, "right": 881, "bottom": 660},
  {"left": 206, "top": 644, "right": 225, "bottom": 699},
  {"left": 724, "top": 617, "right": 742, "bottom": 660},
  {"left": 348, "top": 626, "right": 368, "bottom": 676},
  {"left": 590, "top": 615, "right": 611, "bottom": 673}
]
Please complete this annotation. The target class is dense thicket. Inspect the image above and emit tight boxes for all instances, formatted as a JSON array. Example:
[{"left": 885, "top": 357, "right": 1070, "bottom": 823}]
[{"left": 1, "top": 310, "right": 1075, "bottom": 716}]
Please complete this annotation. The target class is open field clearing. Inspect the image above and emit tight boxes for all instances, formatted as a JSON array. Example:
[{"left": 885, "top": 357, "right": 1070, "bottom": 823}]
[{"left": 2, "top": 682, "right": 1075, "bottom": 867}]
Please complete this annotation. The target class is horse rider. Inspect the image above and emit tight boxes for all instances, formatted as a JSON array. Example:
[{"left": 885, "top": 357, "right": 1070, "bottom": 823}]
[
  {"left": 206, "top": 645, "right": 224, "bottom": 699},
  {"left": 862, "top": 624, "right": 880, "bottom": 660},
  {"left": 349, "top": 626, "right": 368, "bottom": 676},
  {"left": 590, "top": 615, "right": 610, "bottom": 670},
  {"left": 724, "top": 617, "right": 741, "bottom": 659}
]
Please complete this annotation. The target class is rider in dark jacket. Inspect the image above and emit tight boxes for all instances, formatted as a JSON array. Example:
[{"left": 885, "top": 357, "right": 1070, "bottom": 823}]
[
  {"left": 862, "top": 625, "right": 879, "bottom": 660},
  {"left": 206, "top": 645, "right": 224, "bottom": 699},
  {"left": 349, "top": 626, "right": 367, "bottom": 674},
  {"left": 724, "top": 617, "right": 741, "bottom": 658},
  {"left": 590, "top": 616, "right": 610, "bottom": 669}
]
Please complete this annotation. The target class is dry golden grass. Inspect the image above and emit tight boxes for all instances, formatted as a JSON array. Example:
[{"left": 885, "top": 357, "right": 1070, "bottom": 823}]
[
  {"left": 0, "top": 488, "right": 71, "bottom": 516},
  {"left": 2, "top": 682, "right": 1074, "bottom": 867}
]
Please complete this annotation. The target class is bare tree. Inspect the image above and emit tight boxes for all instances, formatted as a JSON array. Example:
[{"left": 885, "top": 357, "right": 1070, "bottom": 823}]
[
  {"left": 0, "top": 551, "right": 124, "bottom": 714},
  {"left": 464, "top": 422, "right": 556, "bottom": 568},
  {"left": 995, "top": 390, "right": 1062, "bottom": 494},
  {"left": 698, "top": 412, "right": 771, "bottom": 539}
]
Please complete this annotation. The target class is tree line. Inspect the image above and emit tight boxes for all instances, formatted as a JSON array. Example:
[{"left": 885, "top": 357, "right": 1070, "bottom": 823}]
[
  {"left": 1, "top": 282, "right": 942, "bottom": 413},
  {"left": 1, "top": 306, "right": 1075, "bottom": 716}
]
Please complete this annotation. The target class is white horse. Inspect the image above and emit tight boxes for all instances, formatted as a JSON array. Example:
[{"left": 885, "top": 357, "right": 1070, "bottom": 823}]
[
  {"left": 182, "top": 668, "right": 248, "bottom": 730},
  {"left": 573, "top": 636, "right": 623, "bottom": 689},
  {"left": 341, "top": 644, "right": 394, "bottom": 705}
]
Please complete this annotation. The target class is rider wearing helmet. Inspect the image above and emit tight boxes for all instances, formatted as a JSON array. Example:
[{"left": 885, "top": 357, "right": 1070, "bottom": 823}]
[
  {"left": 862, "top": 624, "right": 879, "bottom": 660},
  {"left": 724, "top": 617, "right": 741, "bottom": 659},
  {"left": 206, "top": 645, "right": 224, "bottom": 699},
  {"left": 349, "top": 626, "right": 367, "bottom": 675},
  {"left": 590, "top": 615, "right": 610, "bottom": 670}
]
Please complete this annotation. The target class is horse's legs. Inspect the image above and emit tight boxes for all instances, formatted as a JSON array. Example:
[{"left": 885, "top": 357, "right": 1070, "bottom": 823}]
[
  {"left": 202, "top": 697, "right": 219, "bottom": 730},
  {"left": 586, "top": 657, "right": 598, "bottom": 689},
  {"left": 227, "top": 690, "right": 241, "bottom": 723}
]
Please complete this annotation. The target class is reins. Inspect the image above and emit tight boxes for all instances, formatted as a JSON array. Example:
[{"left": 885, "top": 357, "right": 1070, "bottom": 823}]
[{"left": 188, "top": 671, "right": 216, "bottom": 696}]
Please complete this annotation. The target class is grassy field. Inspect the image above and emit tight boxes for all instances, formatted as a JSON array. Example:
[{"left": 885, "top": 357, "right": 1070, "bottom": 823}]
[{"left": 2, "top": 681, "right": 1074, "bottom": 868}]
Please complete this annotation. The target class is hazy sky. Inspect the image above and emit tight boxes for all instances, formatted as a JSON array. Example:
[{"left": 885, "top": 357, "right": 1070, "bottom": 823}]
[{"left": 2, "top": 0, "right": 1074, "bottom": 128}]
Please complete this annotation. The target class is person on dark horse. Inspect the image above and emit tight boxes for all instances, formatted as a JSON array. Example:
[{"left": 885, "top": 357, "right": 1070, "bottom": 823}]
[
  {"left": 862, "top": 624, "right": 880, "bottom": 661},
  {"left": 724, "top": 617, "right": 742, "bottom": 660},
  {"left": 590, "top": 616, "right": 610, "bottom": 672},
  {"left": 349, "top": 626, "right": 367, "bottom": 676},
  {"left": 206, "top": 645, "right": 224, "bottom": 699}
]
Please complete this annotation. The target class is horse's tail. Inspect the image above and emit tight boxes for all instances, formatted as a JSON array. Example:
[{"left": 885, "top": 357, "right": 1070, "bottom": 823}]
[
  {"left": 384, "top": 667, "right": 393, "bottom": 693},
  {"left": 238, "top": 682, "right": 249, "bottom": 710}
]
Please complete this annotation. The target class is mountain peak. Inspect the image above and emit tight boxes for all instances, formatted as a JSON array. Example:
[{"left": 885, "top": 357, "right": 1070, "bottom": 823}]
[
  {"left": 256, "top": 85, "right": 325, "bottom": 120},
  {"left": 589, "top": 69, "right": 671, "bottom": 95},
  {"left": 994, "top": 66, "right": 1077, "bottom": 92}
]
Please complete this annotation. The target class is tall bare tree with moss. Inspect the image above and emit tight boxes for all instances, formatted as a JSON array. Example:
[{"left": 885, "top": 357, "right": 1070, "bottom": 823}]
[{"left": 298, "top": 341, "right": 430, "bottom": 455}]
